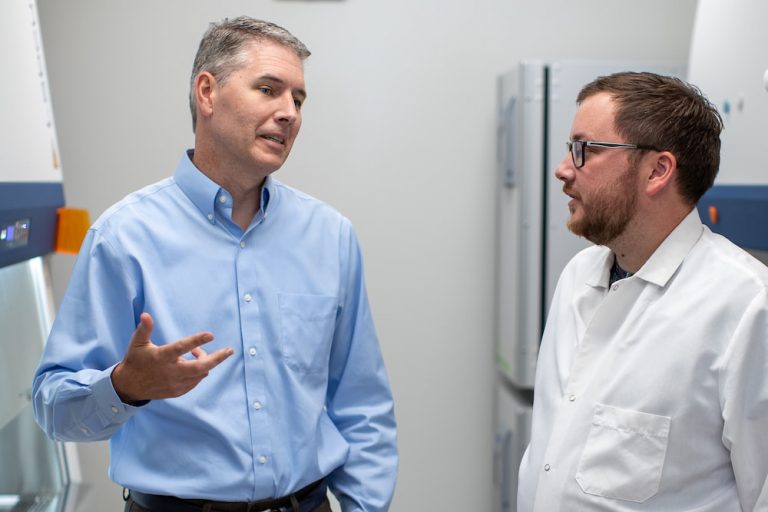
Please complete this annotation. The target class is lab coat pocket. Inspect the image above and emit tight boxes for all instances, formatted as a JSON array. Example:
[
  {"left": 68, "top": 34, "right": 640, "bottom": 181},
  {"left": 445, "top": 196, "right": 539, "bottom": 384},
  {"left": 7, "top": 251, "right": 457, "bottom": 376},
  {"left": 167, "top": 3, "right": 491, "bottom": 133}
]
[
  {"left": 278, "top": 293, "right": 337, "bottom": 374},
  {"left": 575, "top": 403, "right": 671, "bottom": 503}
]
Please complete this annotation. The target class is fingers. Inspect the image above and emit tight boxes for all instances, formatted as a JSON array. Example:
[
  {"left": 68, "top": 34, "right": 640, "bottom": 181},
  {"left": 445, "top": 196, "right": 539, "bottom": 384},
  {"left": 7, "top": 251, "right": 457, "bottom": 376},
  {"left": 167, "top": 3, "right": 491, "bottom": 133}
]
[
  {"left": 161, "top": 331, "right": 215, "bottom": 359},
  {"left": 190, "top": 346, "right": 207, "bottom": 358},
  {"left": 180, "top": 347, "right": 234, "bottom": 372},
  {"left": 128, "top": 312, "right": 154, "bottom": 348},
  {"left": 203, "top": 347, "right": 235, "bottom": 369},
  {"left": 162, "top": 333, "right": 233, "bottom": 372},
  {"left": 121, "top": 318, "right": 233, "bottom": 401}
]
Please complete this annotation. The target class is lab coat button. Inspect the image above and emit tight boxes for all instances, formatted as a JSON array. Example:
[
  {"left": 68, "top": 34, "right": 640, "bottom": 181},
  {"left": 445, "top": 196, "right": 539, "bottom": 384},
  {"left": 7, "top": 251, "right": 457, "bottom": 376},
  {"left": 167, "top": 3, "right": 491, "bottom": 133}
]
[
  {"left": 612, "top": 284, "right": 620, "bottom": 291},
  {"left": 544, "top": 464, "right": 551, "bottom": 472},
  {"left": 568, "top": 395, "right": 576, "bottom": 402}
]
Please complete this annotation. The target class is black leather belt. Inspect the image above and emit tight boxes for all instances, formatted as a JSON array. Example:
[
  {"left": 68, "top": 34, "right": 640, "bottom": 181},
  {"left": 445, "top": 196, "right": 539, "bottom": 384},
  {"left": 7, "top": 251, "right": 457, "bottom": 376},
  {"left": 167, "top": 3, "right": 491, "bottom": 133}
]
[{"left": 128, "top": 479, "right": 325, "bottom": 512}]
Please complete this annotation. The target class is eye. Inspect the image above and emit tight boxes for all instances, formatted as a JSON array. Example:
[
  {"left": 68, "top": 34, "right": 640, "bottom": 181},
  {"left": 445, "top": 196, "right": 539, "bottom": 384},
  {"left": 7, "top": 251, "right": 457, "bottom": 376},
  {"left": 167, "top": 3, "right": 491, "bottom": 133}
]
[
  {"left": 258, "top": 85, "right": 272, "bottom": 95},
  {"left": 293, "top": 97, "right": 303, "bottom": 110}
]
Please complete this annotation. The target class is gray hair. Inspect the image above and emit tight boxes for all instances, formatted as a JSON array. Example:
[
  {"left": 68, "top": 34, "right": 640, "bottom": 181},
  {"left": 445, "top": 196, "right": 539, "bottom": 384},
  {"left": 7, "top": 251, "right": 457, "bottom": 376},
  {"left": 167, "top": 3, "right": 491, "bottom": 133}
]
[{"left": 189, "top": 17, "right": 311, "bottom": 131}]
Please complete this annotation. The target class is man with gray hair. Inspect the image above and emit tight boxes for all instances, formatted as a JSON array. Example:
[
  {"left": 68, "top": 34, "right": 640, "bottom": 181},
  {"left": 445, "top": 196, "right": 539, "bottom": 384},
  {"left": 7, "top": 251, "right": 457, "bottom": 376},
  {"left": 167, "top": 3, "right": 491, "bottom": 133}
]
[{"left": 33, "top": 16, "right": 398, "bottom": 512}]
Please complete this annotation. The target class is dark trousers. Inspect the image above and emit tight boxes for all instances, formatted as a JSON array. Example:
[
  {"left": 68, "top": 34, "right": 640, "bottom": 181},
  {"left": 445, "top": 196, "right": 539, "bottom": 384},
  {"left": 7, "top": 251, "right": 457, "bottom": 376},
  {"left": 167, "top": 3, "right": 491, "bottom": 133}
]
[
  {"left": 124, "top": 497, "right": 332, "bottom": 512},
  {"left": 123, "top": 481, "right": 332, "bottom": 512}
]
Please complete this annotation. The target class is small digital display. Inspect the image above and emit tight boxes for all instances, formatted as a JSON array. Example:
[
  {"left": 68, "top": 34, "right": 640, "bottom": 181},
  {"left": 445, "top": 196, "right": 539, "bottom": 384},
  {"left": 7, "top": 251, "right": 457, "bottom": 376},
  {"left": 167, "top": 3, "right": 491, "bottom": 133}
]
[{"left": 0, "top": 219, "right": 30, "bottom": 251}]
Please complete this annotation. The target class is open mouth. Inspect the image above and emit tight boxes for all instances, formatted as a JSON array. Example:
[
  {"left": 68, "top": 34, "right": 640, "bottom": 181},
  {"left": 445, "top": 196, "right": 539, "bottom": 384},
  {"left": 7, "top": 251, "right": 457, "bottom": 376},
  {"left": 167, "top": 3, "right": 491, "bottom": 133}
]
[{"left": 261, "top": 134, "right": 285, "bottom": 145}]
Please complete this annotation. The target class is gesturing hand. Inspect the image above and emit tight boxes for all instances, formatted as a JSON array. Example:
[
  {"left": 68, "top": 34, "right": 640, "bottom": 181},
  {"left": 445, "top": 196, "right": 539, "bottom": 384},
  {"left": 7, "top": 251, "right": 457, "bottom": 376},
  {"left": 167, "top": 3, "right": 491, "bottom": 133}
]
[{"left": 111, "top": 312, "right": 234, "bottom": 403}]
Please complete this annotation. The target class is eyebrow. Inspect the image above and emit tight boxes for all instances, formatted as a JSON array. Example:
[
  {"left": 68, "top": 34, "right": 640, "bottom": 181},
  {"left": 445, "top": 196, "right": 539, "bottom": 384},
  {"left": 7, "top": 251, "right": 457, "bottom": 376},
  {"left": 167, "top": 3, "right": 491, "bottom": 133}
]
[{"left": 259, "top": 74, "right": 307, "bottom": 101}]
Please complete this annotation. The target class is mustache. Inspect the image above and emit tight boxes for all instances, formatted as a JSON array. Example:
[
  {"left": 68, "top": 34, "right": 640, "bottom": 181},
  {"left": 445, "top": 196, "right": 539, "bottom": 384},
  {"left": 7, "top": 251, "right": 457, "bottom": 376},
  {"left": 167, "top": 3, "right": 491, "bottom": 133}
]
[{"left": 562, "top": 185, "right": 579, "bottom": 199}]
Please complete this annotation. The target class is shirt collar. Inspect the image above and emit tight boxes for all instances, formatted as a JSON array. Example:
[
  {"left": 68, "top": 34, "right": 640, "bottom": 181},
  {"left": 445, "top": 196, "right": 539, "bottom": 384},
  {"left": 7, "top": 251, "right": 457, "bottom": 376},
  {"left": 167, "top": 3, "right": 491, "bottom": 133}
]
[
  {"left": 174, "top": 149, "right": 274, "bottom": 221},
  {"left": 585, "top": 248, "right": 615, "bottom": 289},
  {"left": 585, "top": 208, "right": 704, "bottom": 289},
  {"left": 634, "top": 208, "right": 703, "bottom": 287}
]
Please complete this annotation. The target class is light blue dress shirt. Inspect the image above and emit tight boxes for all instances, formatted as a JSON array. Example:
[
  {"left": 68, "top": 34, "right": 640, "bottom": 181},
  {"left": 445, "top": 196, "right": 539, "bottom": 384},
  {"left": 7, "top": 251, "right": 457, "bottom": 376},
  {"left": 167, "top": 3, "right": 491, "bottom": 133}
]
[{"left": 33, "top": 151, "right": 398, "bottom": 511}]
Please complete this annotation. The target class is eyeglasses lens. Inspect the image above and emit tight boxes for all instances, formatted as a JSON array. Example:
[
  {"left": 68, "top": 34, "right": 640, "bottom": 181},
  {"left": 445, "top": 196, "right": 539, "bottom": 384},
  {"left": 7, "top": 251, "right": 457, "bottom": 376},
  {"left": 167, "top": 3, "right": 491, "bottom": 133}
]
[{"left": 569, "top": 141, "right": 584, "bottom": 168}]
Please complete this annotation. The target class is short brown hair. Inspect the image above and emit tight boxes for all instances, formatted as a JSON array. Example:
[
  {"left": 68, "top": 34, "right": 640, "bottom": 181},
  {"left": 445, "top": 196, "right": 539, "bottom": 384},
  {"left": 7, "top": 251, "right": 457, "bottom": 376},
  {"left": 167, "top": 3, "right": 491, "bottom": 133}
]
[{"left": 577, "top": 72, "right": 723, "bottom": 204}]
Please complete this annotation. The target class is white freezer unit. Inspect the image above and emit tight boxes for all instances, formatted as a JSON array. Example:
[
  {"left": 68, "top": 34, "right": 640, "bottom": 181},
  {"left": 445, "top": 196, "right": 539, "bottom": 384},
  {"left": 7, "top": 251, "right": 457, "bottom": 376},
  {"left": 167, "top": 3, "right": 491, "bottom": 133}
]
[
  {"left": 493, "top": 380, "right": 532, "bottom": 512},
  {"left": 495, "top": 61, "right": 548, "bottom": 390}
]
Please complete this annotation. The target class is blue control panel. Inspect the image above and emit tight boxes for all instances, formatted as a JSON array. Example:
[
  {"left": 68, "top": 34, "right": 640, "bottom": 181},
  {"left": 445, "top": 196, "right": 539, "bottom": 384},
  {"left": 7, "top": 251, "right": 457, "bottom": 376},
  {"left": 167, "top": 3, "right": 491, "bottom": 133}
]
[
  {"left": 0, "top": 182, "right": 64, "bottom": 269},
  {"left": 697, "top": 185, "right": 768, "bottom": 251}
]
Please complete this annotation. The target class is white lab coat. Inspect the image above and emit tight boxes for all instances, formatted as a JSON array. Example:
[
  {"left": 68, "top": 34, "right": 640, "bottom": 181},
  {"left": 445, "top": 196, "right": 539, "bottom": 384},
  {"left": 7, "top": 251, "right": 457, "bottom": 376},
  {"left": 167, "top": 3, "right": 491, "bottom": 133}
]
[{"left": 518, "top": 209, "right": 768, "bottom": 511}]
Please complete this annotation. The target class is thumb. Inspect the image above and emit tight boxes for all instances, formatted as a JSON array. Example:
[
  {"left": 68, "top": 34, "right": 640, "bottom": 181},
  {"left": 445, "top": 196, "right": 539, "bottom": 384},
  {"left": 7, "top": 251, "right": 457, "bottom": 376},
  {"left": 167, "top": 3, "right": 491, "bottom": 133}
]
[{"left": 129, "top": 312, "right": 154, "bottom": 348}]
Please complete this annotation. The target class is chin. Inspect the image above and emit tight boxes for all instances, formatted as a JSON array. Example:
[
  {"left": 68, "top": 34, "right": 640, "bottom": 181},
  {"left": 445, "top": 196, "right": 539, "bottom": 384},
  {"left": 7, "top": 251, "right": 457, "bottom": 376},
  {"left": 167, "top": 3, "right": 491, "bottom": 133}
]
[
  {"left": 566, "top": 214, "right": 582, "bottom": 232},
  {"left": 252, "top": 155, "right": 287, "bottom": 173}
]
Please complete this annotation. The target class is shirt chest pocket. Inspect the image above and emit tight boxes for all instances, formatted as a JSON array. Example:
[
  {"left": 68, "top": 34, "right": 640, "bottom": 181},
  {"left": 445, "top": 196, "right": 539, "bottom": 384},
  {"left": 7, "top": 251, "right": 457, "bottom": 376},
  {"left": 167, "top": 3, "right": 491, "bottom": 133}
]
[
  {"left": 278, "top": 293, "right": 337, "bottom": 374},
  {"left": 575, "top": 403, "right": 671, "bottom": 503}
]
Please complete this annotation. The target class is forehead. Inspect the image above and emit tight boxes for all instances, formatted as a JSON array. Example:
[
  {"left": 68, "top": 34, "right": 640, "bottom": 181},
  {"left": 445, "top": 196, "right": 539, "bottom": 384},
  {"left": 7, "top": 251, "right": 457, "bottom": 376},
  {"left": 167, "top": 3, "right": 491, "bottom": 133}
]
[
  {"left": 571, "top": 92, "right": 618, "bottom": 140},
  {"left": 235, "top": 40, "right": 306, "bottom": 85}
]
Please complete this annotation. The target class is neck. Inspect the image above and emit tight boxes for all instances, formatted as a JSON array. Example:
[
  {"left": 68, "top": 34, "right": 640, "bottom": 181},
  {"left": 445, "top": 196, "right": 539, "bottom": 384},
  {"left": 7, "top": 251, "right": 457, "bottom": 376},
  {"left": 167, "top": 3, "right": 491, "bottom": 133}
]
[
  {"left": 192, "top": 146, "right": 266, "bottom": 231},
  {"left": 608, "top": 204, "right": 694, "bottom": 273},
  {"left": 228, "top": 181, "right": 264, "bottom": 231}
]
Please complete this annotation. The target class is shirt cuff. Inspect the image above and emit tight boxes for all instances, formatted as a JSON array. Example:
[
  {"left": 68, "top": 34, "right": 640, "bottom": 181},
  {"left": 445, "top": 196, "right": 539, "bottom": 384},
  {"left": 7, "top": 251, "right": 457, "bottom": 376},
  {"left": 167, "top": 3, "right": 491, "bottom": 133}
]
[{"left": 91, "top": 364, "right": 146, "bottom": 423}]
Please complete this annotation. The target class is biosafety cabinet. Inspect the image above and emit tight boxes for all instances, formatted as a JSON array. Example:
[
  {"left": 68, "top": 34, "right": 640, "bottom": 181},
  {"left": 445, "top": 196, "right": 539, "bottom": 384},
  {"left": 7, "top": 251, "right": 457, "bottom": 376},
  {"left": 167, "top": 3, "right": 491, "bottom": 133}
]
[{"left": 0, "top": 1, "right": 80, "bottom": 510}]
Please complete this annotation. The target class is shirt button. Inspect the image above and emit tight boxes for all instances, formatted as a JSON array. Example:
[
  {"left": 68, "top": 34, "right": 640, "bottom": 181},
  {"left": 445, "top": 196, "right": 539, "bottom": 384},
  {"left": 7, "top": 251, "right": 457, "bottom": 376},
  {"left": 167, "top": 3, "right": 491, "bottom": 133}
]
[
  {"left": 544, "top": 464, "right": 551, "bottom": 472},
  {"left": 207, "top": 213, "right": 214, "bottom": 222},
  {"left": 258, "top": 455, "right": 267, "bottom": 465},
  {"left": 219, "top": 196, "right": 227, "bottom": 204},
  {"left": 248, "top": 347, "right": 257, "bottom": 356},
  {"left": 253, "top": 401, "right": 262, "bottom": 410},
  {"left": 111, "top": 406, "right": 119, "bottom": 413},
  {"left": 569, "top": 395, "right": 576, "bottom": 402},
  {"left": 240, "top": 241, "right": 246, "bottom": 249},
  {"left": 243, "top": 293, "right": 252, "bottom": 302}
]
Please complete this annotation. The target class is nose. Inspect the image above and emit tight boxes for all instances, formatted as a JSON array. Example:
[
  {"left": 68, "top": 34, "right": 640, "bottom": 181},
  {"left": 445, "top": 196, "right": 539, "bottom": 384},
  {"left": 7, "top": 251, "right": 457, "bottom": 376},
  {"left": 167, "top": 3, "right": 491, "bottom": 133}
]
[
  {"left": 554, "top": 153, "right": 575, "bottom": 184},
  {"left": 275, "top": 93, "right": 299, "bottom": 124}
]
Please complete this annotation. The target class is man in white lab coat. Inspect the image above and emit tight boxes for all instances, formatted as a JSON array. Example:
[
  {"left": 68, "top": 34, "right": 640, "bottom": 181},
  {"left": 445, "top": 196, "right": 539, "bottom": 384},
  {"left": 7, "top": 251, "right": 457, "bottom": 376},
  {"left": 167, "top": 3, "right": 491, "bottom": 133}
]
[{"left": 518, "top": 71, "right": 768, "bottom": 511}]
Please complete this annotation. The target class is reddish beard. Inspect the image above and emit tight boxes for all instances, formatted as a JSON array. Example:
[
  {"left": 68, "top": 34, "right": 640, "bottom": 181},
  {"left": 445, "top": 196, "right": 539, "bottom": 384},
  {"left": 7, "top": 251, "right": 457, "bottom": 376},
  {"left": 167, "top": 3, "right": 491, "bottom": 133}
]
[{"left": 565, "top": 164, "right": 638, "bottom": 245}]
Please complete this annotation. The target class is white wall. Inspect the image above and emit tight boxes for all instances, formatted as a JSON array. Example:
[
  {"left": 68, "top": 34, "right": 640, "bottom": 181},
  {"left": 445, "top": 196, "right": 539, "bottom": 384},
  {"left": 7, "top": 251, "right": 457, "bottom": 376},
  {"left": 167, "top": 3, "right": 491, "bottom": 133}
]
[
  {"left": 688, "top": 0, "right": 768, "bottom": 185},
  {"left": 36, "top": 1, "right": 698, "bottom": 510}
]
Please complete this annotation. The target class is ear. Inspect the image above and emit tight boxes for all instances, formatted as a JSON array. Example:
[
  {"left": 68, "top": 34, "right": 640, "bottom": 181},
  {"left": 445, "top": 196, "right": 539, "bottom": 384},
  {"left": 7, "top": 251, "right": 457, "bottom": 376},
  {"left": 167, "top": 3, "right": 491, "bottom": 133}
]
[
  {"left": 194, "top": 72, "right": 217, "bottom": 119},
  {"left": 645, "top": 151, "right": 678, "bottom": 198}
]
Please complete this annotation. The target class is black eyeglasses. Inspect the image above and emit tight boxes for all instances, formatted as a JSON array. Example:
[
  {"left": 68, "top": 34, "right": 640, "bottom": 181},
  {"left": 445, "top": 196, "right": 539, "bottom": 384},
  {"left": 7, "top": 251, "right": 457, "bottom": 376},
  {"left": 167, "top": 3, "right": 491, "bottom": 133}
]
[{"left": 566, "top": 140, "right": 660, "bottom": 169}]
